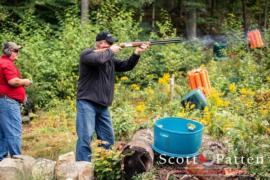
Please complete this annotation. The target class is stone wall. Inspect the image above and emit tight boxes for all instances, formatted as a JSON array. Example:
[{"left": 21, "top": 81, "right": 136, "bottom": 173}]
[{"left": 0, "top": 152, "right": 93, "bottom": 180}]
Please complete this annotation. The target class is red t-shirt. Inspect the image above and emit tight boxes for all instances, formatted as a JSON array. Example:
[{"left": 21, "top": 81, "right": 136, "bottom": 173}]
[{"left": 0, "top": 55, "right": 26, "bottom": 103}]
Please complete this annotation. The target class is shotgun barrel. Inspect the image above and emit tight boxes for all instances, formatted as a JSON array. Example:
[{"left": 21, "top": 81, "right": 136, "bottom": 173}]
[{"left": 119, "top": 39, "right": 182, "bottom": 48}]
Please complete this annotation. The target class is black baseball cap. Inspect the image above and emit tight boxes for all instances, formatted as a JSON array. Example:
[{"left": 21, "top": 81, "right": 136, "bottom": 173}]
[{"left": 96, "top": 32, "right": 118, "bottom": 44}]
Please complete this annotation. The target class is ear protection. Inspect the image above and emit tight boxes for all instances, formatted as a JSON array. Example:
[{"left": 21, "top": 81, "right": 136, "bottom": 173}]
[{"left": 3, "top": 43, "right": 11, "bottom": 57}]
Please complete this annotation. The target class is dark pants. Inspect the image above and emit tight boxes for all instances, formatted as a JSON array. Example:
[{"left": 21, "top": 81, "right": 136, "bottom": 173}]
[
  {"left": 75, "top": 100, "right": 114, "bottom": 162},
  {"left": 0, "top": 97, "right": 22, "bottom": 160}
]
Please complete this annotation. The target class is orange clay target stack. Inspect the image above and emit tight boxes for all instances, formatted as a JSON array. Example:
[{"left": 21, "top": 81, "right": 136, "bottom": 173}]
[
  {"left": 247, "top": 29, "right": 264, "bottom": 49},
  {"left": 187, "top": 68, "right": 212, "bottom": 96}
]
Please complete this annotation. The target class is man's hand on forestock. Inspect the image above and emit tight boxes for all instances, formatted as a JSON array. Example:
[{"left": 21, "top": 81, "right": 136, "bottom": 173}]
[{"left": 134, "top": 43, "right": 150, "bottom": 55}]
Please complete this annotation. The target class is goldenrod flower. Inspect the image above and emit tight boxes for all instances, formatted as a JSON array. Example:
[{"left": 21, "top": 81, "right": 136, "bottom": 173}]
[
  {"left": 240, "top": 88, "right": 255, "bottom": 96},
  {"left": 146, "top": 87, "right": 154, "bottom": 96},
  {"left": 222, "top": 119, "right": 233, "bottom": 130},
  {"left": 176, "top": 110, "right": 186, "bottom": 117},
  {"left": 266, "top": 128, "right": 270, "bottom": 135},
  {"left": 158, "top": 73, "right": 170, "bottom": 85},
  {"left": 120, "top": 76, "right": 128, "bottom": 81},
  {"left": 228, "top": 83, "right": 236, "bottom": 93},
  {"left": 240, "top": 88, "right": 248, "bottom": 96},
  {"left": 266, "top": 76, "right": 270, "bottom": 83},
  {"left": 245, "top": 100, "right": 254, "bottom": 108},
  {"left": 215, "top": 99, "right": 223, "bottom": 107},
  {"left": 223, "top": 101, "right": 229, "bottom": 107},
  {"left": 136, "top": 102, "right": 145, "bottom": 113},
  {"left": 201, "top": 107, "right": 211, "bottom": 125},
  {"left": 259, "top": 109, "right": 268, "bottom": 116},
  {"left": 266, "top": 101, "right": 270, "bottom": 108},
  {"left": 131, "top": 84, "right": 140, "bottom": 91},
  {"left": 184, "top": 102, "right": 196, "bottom": 110}
]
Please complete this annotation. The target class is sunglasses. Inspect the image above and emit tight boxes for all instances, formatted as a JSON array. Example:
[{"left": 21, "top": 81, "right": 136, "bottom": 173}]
[{"left": 12, "top": 49, "right": 19, "bottom": 53}]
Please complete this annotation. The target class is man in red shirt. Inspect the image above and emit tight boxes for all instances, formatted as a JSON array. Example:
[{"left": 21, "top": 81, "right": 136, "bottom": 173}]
[{"left": 0, "top": 42, "right": 32, "bottom": 160}]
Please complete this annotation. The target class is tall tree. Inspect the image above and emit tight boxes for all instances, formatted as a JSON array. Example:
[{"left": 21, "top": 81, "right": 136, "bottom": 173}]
[
  {"left": 186, "top": 8, "right": 197, "bottom": 40},
  {"left": 264, "top": 0, "right": 268, "bottom": 29},
  {"left": 81, "top": 0, "right": 89, "bottom": 25},
  {"left": 242, "top": 0, "right": 248, "bottom": 34},
  {"left": 184, "top": 0, "right": 199, "bottom": 40},
  {"left": 152, "top": 0, "right": 156, "bottom": 29}
]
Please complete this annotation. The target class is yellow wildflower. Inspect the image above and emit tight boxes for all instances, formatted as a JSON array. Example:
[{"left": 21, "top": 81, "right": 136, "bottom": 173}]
[
  {"left": 223, "top": 100, "right": 229, "bottom": 107},
  {"left": 215, "top": 99, "right": 223, "bottom": 107},
  {"left": 70, "top": 100, "right": 76, "bottom": 112},
  {"left": 266, "top": 101, "right": 270, "bottom": 108},
  {"left": 184, "top": 102, "right": 196, "bottom": 110},
  {"left": 248, "top": 90, "right": 255, "bottom": 96},
  {"left": 223, "top": 121, "right": 233, "bottom": 130},
  {"left": 266, "top": 128, "right": 270, "bottom": 135},
  {"left": 240, "top": 88, "right": 248, "bottom": 96},
  {"left": 201, "top": 107, "right": 211, "bottom": 125},
  {"left": 259, "top": 109, "right": 269, "bottom": 116},
  {"left": 120, "top": 76, "right": 128, "bottom": 81},
  {"left": 131, "top": 84, "right": 140, "bottom": 91},
  {"left": 135, "top": 102, "right": 145, "bottom": 113},
  {"left": 176, "top": 110, "right": 186, "bottom": 117},
  {"left": 266, "top": 76, "right": 270, "bottom": 83},
  {"left": 200, "top": 119, "right": 208, "bottom": 125},
  {"left": 158, "top": 73, "right": 170, "bottom": 85},
  {"left": 146, "top": 87, "right": 154, "bottom": 96},
  {"left": 213, "top": 97, "right": 229, "bottom": 107},
  {"left": 228, "top": 83, "right": 236, "bottom": 93},
  {"left": 240, "top": 88, "right": 255, "bottom": 96},
  {"left": 204, "top": 106, "right": 209, "bottom": 112},
  {"left": 245, "top": 100, "right": 254, "bottom": 108}
]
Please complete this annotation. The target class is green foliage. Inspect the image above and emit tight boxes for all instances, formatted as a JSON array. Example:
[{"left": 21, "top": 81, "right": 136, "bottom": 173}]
[
  {"left": 1, "top": 8, "right": 98, "bottom": 108},
  {"left": 0, "top": 3, "right": 211, "bottom": 108},
  {"left": 1, "top": 1, "right": 270, "bottom": 178},
  {"left": 92, "top": 142, "right": 123, "bottom": 180},
  {"left": 111, "top": 102, "right": 136, "bottom": 140},
  {"left": 132, "top": 168, "right": 156, "bottom": 180},
  {"left": 156, "top": 9, "right": 176, "bottom": 38},
  {"left": 227, "top": 118, "right": 270, "bottom": 178},
  {"left": 95, "top": 0, "right": 142, "bottom": 42}
]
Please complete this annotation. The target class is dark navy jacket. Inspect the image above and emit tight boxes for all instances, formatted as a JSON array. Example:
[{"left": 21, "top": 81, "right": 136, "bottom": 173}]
[{"left": 77, "top": 48, "right": 140, "bottom": 106}]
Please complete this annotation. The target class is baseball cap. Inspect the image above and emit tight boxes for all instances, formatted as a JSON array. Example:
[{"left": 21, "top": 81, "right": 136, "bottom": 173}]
[
  {"left": 96, "top": 32, "right": 118, "bottom": 44},
  {"left": 4, "top": 42, "right": 22, "bottom": 50}
]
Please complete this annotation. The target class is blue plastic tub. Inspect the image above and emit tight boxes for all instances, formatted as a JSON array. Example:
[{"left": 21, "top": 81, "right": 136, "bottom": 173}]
[
  {"left": 181, "top": 89, "right": 208, "bottom": 110},
  {"left": 152, "top": 117, "right": 204, "bottom": 157}
]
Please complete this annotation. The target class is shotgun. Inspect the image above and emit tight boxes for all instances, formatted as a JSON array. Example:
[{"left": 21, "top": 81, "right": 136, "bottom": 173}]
[
  {"left": 93, "top": 39, "right": 182, "bottom": 52},
  {"left": 119, "top": 39, "right": 182, "bottom": 48}
]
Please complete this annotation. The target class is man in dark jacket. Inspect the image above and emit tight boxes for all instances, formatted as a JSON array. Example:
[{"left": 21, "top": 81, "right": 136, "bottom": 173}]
[{"left": 76, "top": 32, "right": 149, "bottom": 161}]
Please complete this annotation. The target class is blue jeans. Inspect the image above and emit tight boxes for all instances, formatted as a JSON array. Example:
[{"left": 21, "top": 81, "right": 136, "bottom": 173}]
[
  {"left": 0, "top": 97, "right": 22, "bottom": 160},
  {"left": 76, "top": 100, "right": 114, "bottom": 162}
]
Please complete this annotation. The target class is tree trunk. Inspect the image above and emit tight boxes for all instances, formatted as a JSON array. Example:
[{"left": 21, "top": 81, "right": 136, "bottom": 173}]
[
  {"left": 241, "top": 0, "right": 248, "bottom": 34},
  {"left": 264, "top": 0, "right": 268, "bottom": 29},
  {"left": 121, "top": 129, "right": 154, "bottom": 179},
  {"left": 210, "top": 0, "right": 215, "bottom": 17},
  {"left": 152, "top": 0, "right": 156, "bottom": 30},
  {"left": 186, "top": 8, "right": 197, "bottom": 40},
  {"left": 178, "top": 0, "right": 183, "bottom": 17},
  {"left": 81, "top": 0, "right": 89, "bottom": 25}
]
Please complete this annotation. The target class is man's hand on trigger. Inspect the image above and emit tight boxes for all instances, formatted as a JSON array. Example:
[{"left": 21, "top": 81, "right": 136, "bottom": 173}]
[
  {"left": 134, "top": 43, "right": 150, "bottom": 55},
  {"left": 110, "top": 45, "right": 122, "bottom": 54}
]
